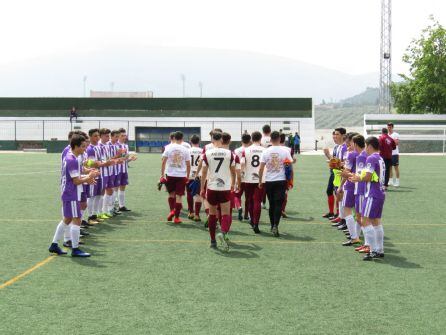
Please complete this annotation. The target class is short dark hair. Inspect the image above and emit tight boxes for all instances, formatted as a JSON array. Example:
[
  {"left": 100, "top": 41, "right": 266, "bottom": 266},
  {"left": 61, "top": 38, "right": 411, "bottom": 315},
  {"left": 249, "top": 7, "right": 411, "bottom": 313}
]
[
  {"left": 174, "top": 131, "right": 184, "bottom": 141},
  {"left": 222, "top": 132, "right": 231, "bottom": 145},
  {"left": 118, "top": 128, "right": 126, "bottom": 133},
  {"left": 335, "top": 127, "right": 347, "bottom": 135},
  {"left": 88, "top": 128, "right": 99, "bottom": 137},
  {"left": 262, "top": 124, "right": 271, "bottom": 134},
  {"left": 212, "top": 131, "right": 222, "bottom": 141},
  {"left": 347, "top": 132, "right": 359, "bottom": 141},
  {"left": 99, "top": 128, "right": 111, "bottom": 136},
  {"left": 251, "top": 131, "right": 262, "bottom": 142},
  {"left": 70, "top": 134, "right": 86, "bottom": 150},
  {"left": 387, "top": 122, "right": 394, "bottom": 128},
  {"left": 241, "top": 133, "right": 251, "bottom": 144},
  {"left": 190, "top": 134, "right": 200, "bottom": 145},
  {"left": 382, "top": 128, "right": 388, "bottom": 134},
  {"left": 111, "top": 130, "right": 120, "bottom": 137},
  {"left": 279, "top": 133, "right": 286, "bottom": 144},
  {"left": 270, "top": 131, "right": 280, "bottom": 141},
  {"left": 352, "top": 135, "right": 365, "bottom": 148},
  {"left": 68, "top": 131, "right": 75, "bottom": 140},
  {"left": 365, "top": 136, "right": 379, "bottom": 150}
]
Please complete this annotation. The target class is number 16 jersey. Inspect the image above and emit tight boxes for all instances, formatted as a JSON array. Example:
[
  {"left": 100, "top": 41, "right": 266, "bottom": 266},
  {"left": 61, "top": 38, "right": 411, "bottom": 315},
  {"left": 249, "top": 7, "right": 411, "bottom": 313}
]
[
  {"left": 242, "top": 144, "right": 265, "bottom": 183},
  {"left": 202, "top": 148, "right": 235, "bottom": 191}
]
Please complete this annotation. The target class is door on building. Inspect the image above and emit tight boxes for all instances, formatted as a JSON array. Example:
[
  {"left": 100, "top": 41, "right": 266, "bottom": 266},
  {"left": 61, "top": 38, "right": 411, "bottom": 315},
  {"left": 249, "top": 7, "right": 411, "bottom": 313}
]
[{"left": 135, "top": 127, "right": 201, "bottom": 153}]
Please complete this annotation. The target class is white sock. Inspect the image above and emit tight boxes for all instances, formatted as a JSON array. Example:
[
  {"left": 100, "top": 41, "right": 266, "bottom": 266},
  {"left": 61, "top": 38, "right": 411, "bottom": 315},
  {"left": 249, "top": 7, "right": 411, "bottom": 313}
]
[
  {"left": 93, "top": 196, "right": 100, "bottom": 215},
  {"left": 87, "top": 198, "right": 94, "bottom": 217},
  {"left": 339, "top": 204, "right": 345, "bottom": 219},
  {"left": 118, "top": 190, "right": 125, "bottom": 207},
  {"left": 52, "top": 221, "right": 67, "bottom": 244},
  {"left": 362, "top": 227, "right": 369, "bottom": 246},
  {"left": 363, "top": 225, "right": 376, "bottom": 252},
  {"left": 98, "top": 196, "right": 104, "bottom": 214},
  {"left": 64, "top": 223, "right": 72, "bottom": 242},
  {"left": 355, "top": 223, "right": 362, "bottom": 239},
  {"left": 345, "top": 215, "right": 356, "bottom": 238},
  {"left": 70, "top": 225, "right": 81, "bottom": 249},
  {"left": 374, "top": 225, "right": 384, "bottom": 253},
  {"left": 102, "top": 194, "right": 110, "bottom": 213}
]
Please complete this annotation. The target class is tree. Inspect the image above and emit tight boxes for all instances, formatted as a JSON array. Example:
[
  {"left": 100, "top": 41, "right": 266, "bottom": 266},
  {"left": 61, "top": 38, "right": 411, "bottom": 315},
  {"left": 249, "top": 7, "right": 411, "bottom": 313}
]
[{"left": 391, "top": 17, "right": 446, "bottom": 114}]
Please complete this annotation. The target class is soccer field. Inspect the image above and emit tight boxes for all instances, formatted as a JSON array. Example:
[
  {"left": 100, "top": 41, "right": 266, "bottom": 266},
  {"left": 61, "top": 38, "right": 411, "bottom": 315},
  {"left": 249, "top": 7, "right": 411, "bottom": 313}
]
[{"left": 0, "top": 153, "right": 445, "bottom": 334}]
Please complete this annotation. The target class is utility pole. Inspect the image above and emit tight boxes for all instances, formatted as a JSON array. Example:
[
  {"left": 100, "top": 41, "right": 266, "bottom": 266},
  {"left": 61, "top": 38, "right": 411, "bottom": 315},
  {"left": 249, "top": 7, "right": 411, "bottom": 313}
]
[
  {"left": 379, "top": 0, "right": 392, "bottom": 114},
  {"left": 83, "top": 75, "right": 87, "bottom": 97},
  {"left": 181, "top": 74, "right": 186, "bottom": 97},
  {"left": 198, "top": 81, "right": 203, "bottom": 98}
]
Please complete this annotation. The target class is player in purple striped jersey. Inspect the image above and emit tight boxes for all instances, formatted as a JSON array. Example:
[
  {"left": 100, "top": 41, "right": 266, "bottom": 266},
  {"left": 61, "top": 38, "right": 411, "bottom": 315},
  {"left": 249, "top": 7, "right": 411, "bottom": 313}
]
[
  {"left": 116, "top": 128, "right": 137, "bottom": 212},
  {"left": 49, "top": 134, "right": 99, "bottom": 257},
  {"left": 349, "top": 136, "right": 386, "bottom": 261}
]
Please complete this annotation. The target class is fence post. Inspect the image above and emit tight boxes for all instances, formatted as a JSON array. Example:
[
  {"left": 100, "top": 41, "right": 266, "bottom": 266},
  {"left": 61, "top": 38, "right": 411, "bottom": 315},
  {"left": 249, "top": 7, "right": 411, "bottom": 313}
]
[
  {"left": 98, "top": 120, "right": 101, "bottom": 129},
  {"left": 42, "top": 120, "right": 45, "bottom": 143},
  {"left": 443, "top": 129, "right": 445, "bottom": 155},
  {"left": 14, "top": 120, "right": 17, "bottom": 142}
]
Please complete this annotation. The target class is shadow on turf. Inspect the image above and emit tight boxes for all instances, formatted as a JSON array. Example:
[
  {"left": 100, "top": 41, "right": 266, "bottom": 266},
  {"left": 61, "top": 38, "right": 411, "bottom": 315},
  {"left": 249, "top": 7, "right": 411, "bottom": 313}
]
[
  {"left": 376, "top": 254, "right": 422, "bottom": 269},
  {"left": 282, "top": 215, "right": 315, "bottom": 222},
  {"left": 214, "top": 248, "right": 260, "bottom": 259},
  {"left": 166, "top": 221, "right": 251, "bottom": 237}
]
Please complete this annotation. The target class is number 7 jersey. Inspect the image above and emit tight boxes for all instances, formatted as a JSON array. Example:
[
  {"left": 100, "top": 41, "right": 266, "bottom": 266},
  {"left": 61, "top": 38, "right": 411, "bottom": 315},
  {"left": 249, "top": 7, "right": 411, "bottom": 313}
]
[
  {"left": 242, "top": 144, "right": 265, "bottom": 183},
  {"left": 202, "top": 148, "right": 235, "bottom": 191}
]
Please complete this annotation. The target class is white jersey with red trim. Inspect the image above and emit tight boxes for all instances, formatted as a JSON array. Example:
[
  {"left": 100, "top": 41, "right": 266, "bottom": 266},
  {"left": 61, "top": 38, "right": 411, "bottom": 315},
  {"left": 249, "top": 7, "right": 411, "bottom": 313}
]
[
  {"left": 242, "top": 144, "right": 265, "bottom": 183},
  {"left": 162, "top": 143, "right": 191, "bottom": 178},
  {"left": 261, "top": 135, "right": 271, "bottom": 148},
  {"left": 203, "top": 148, "right": 234, "bottom": 191},
  {"left": 189, "top": 146, "right": 202, "bottom": 179}
]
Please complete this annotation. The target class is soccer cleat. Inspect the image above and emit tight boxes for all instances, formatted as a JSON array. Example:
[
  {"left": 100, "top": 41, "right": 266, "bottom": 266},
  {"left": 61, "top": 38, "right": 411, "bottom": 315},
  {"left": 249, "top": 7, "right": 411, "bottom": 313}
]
[
  {"left": 331, "top": 217, "right": 341, "bottom": 224},
  {"left": 204, "top": 217, "right": 209, "bottom": 228},
  {"left": 322, "top": 212, "right": 334, "bottom": 219},
  {"left": 376, "top": 252, "right": 385, "bottom": 258},
  {"left": 217, "top": 233, "right": 229, "bottom": 252},
  {"left": 119, "top": 206, "right": 131, "bottom": 212},
  {"left": 48, "top": 243, "right": 67, "bottom": 255},
  {"left": 355, "top": 245, "right": 366, "bottom": 252},
  {"left": 271, "top": 225, "right": 280, "bottom": 237},
  {"left": 173, "top": 217, "right": 182, "bottom": 224},
  {"left": 342, "top": 238, "right": 361, "bottom": 246},
  {"left": 363, "top": 252, "right": 381, "bottom": 261},
  {"left": 113, "top": 209, "right": 122, "bottom": 216},
  {"left": 253, "top": 225, "right": 261, "bottom": 234},
  {"left": 238, "top": 208, "right": 243, "bottom": 221},
  {"left": 394, "top": 180, "right": 399, "bottom": 187},
  {"left": 71, "top": 248, "right": 91, "bottom": 257},
  {"left": 167, "top": 211, "right": 175, "bottom": 222},
  {"left": 210, "top": 240, "right": 217, "bottom": 249},
  {"left": 358, "top": 246, "right": 370, "bottom": 254},
  {"left": 63, "top": 240, "right": 84, "bottom": 248},
  {"left": 98, "top": 213, "right": 110, "bottom": 220},
  {"left": 281, "top": 211, "right": 288, "bottom": 218},
  {"left": 80, "top": 229, "right": 90, "bottom": 236},
  {"left": 88, "top": 217, "right": 99, "bottom": 225},
  {"left": 337, "top": 223, "right": 347, "bottom": 230},
  {"left": 243, "top": 215, "right": 250, "bottom": 220},
  {"left": 331, "top": 222, "right": 343, "bottom": 227},
  {"left": 188, "top": 212, "right": 195, "bottom": 220},
  {"left": 81, "top": 220, "right": 93, "bottom": 227},
  {"left": 343, "top": 229, "right": 350, "bottom": 234},
  {"left": 193, "top": 215, "right": 201, "bottom": 222}
]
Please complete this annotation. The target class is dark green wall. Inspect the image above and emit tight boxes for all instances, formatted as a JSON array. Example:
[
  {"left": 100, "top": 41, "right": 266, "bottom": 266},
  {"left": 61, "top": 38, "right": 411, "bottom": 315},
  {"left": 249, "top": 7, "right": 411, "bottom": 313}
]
[{"left": 0, "top": 98, "right": 312, "bottom": 118}]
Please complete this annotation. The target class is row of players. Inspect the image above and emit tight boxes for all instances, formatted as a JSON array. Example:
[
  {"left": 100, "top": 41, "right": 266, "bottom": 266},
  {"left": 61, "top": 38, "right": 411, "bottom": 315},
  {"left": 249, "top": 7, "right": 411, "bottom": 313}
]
[
  {"left": 48, "top": 128, "right": 137, "bottom": 257},
  {"left": 323, "top": 128, "right": 387, "bottom": 261},
  {"left": 160, "top": 125, "right": 296, "bottom": 251}
]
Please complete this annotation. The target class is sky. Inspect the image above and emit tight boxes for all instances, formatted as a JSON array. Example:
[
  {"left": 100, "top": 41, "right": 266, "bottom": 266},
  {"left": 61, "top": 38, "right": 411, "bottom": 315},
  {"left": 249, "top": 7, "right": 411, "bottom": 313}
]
[{"left": 0, "top": 0, "right": 445, "bottom": 75}]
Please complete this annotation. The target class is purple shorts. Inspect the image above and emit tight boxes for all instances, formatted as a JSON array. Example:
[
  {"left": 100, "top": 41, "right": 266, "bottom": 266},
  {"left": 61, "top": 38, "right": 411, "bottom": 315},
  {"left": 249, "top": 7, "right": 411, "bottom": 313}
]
[
  {"left": 92, "top": 177, "right": 103, "bottom": 196},
  {"left": 62, "top": 200, "right": 81, "bottom": 218},
  {"left": 80, "top": 192, "right": 87, "bottom": 203},
  {"left": 355, "top": 195, "right": 365, "bottom": 215},
  {"left": 362, "top": 196, "right": 385, "bottom": 219},
  {"left": 341, "top": 189, "right": 355, "bottom": 208},
  {"left": 84, "top": 185, "right": 91, "bottom": 199},
  {"left": 101, "top": 176, "right": 109, "bottom": 192},
  {"left": 119, "top": 172, "right": 129, "bottom": 186},
  {"left": 114, "top": 173, "right": 121, "bottom": 187},
  {"left": 106, "top": 175, "right": 115, "bottom": 189}
]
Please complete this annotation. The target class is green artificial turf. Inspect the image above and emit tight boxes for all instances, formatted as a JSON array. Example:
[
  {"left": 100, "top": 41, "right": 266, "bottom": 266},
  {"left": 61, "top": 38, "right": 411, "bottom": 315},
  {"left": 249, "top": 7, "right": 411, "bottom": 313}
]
[{"left": 0, "top": 153, "right": 445, "bottom": 334}]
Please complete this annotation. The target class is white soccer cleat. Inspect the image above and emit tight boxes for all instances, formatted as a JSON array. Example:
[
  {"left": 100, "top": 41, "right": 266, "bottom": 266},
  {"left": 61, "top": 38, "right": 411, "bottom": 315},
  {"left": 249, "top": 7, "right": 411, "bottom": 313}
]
[{"left": 394, "top": 179, "right": 400, "bottom": 187}]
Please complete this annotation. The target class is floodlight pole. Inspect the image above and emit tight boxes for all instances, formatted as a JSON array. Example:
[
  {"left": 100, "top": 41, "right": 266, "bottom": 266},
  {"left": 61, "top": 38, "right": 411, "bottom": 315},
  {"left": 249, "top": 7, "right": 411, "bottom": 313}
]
[
  {"left": 199, "top": 81, "right": 203, "bottom": 97},
  {"left": 379, "top": 0, "right": 392, "bottom": 114},
  {"left": 83, "top": 76, "right": 87, "bottom": 97},
  {"left": 181, "top": 74, "right": 186, "bottom": 97}
]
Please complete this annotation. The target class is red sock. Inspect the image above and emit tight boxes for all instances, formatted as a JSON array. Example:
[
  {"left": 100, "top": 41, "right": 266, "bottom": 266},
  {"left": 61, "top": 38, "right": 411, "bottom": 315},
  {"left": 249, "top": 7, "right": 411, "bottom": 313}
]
[
  {"left": 205, "top": 208, "right": 209, "bottom": 215},
  {"left": 194, "top": 202, "right": 202, "bottom": 216},
  {"left": 168, "top": 197, "right": 175, "bottom": 211},
  {"left": 186, "top": 189, "right": 194, "bottom": 213},
  {"left": 174, "top": 203, "right": 182, "bottom": 218},
  {"left": 244, "top": 197, "right": 249, "bottom": 217},
  {"left": 220, "top": 214, "right": 232, "bottom": 233},
  {"left": 208, "top": 215, "right": 217, "bottom": 240},
  {"left": 328, "top": 195, "right": 335, "bottom": 213},
  {"left": 233, "top": 196, "right": 241, "bottom": 209}
]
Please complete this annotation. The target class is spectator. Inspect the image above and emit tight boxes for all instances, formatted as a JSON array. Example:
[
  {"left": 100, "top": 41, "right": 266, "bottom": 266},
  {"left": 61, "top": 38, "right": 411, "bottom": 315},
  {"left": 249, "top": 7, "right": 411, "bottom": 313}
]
[
  {"left": 70, "top": 106, "right": 78, "bottom": 122},
  {"left": 379, "top": 128, "right": 396, "bottom": 189},
  {"left": 387, "top": 122, "right": 400, "bottom": 187},
  {"left": 288, "top": 133, "right": 294, "bottom": 148},
  {"left": 293, "top": 132, "right": 301, "bottom": 154}
]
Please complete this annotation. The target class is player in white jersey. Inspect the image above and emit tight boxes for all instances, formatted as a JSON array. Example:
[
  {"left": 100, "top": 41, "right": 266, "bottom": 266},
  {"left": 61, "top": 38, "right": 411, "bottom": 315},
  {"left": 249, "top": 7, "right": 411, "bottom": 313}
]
[
  {"left": 261, "top": 124, "right": 272, "bottom": 148},
  {"left": 187, "top": 135, "right": 203, "bottom": 221},
  {"left": 279, "top": 133, "right": 297, "bottom": 218},
  {"left": 242, "top": 131, "right": 265, "bottom": 233},
  {"left": 181, "top": 141, "right": 192, "bottom": 150},
  {"left": 233, "top": 133, "right": 251, "bottom": 221},
  {"left": 201, "top": 131, "right": 238, "bottom": 251},
  {"left": 259, "top": 131, "right": 293, "bottom": 237},
  {"left": 387, "top": 122, "right": 400, "bottom": 187},
  {"left": 161, "top": 131, "right": 191, "bottom": 224}
]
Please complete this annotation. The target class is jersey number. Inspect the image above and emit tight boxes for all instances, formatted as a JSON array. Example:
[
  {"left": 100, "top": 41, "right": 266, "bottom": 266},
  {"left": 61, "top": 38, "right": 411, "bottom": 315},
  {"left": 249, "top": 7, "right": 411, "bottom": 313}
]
[
  {"left": 251, "top": 155, "right": 260, "bottom": 167},
  {"left": 214, "top": 157, "right": 224, "bottom": 173},
  {"left": 191, "top": 155, "right": 200, "bottom": 167}
]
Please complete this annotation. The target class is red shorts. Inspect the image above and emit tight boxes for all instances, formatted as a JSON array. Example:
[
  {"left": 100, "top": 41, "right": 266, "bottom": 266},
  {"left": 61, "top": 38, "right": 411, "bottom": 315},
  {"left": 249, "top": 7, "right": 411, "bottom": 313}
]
[
  {"left": 206, "top": 189, "right": 231, "bottom": 206},
  {"left": 166, "top": 176, "right": 186, "bottom": 196}
]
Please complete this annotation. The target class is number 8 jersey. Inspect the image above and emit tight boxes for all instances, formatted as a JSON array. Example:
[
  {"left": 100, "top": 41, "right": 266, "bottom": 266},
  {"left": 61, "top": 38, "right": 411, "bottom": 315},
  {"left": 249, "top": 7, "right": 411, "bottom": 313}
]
[
  {"left": 242, "top": 144, "right": 265, "bottom": 183},
  {"left": 202, "top": 148, "right": 235, "bottom": 191}
]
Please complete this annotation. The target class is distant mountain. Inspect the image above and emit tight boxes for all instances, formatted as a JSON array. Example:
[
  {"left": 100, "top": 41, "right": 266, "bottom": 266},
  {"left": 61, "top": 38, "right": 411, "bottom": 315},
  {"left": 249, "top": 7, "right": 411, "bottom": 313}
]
[
  {"left": 0, "top": 46, "right": 382, "bottom": 103},
  {"left": 339, "top": 87, "right": 379, "bottom": 106}
]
